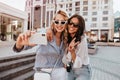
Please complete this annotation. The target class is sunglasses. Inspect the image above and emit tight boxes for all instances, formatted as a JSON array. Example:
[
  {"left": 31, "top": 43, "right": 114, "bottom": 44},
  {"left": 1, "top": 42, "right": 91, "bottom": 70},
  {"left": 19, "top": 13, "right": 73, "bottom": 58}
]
[
  {"left": 68, "top": 22, "right": 79, "bottom": 28},
  {"left": 53, "top": 20, "right": 67, "bottom": 25}
]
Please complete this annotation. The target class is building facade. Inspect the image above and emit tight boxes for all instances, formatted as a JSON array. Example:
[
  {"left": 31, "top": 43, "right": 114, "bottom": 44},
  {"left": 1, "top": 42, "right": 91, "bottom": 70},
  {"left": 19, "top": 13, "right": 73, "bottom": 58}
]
[
  {"left": 0, "top": 2, "right": 28, "bottom": 41},
  {"left": 25, "top": 0, "right": 114, "bottom": 41},
  {"left": 114, "top": 11, "right": 120, "bottom": 32},
  {"left": 25, "top": 0, "right": 56, "bottom": 30}
]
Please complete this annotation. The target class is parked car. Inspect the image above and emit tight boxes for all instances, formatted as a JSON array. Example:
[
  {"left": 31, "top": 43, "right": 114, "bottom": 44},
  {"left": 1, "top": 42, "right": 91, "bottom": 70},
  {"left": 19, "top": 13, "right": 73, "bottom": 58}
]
[{"left": 88, "top": 42, "right": 97, "bottom": 55}]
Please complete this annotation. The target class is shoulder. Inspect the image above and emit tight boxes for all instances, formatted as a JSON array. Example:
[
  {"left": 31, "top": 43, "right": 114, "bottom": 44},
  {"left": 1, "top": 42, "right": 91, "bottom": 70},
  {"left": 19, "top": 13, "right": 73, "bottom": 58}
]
[
  {"left": 77, "top": 35, "right": 87, "bottom": 46},
  {"left": 81, "top": 34, "right": 87, "bottom": 41}
]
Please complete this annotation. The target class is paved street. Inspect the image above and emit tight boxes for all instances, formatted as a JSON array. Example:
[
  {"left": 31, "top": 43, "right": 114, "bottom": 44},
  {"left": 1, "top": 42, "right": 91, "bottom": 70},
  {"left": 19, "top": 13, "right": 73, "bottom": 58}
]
[
  {"left": 0, "top": 41, "right": 36, "bottom": 58},
  {"left": 0, "top": 41, "right": 120, "bottom": 80},
  {"left": 90, "top": 46, "right": 120, "bottom": 80}
]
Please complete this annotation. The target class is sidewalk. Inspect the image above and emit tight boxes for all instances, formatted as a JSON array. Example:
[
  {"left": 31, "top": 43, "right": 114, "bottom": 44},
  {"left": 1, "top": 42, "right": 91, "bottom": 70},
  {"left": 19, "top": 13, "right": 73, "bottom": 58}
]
[
  {"left": 90, "top": 46, "right": 120, "bottom": 80},
  {"left": 96, "top": 42, "right": 120, "bottom": 47},
  {"left": 0, "top": 41, "right": 36, "bottom": 58},
  {"left": 0, "top": 40, "right": 15, "bottom": 47},
  {"left": 0, "top": 41, "right": 120, "bottom": 80}
]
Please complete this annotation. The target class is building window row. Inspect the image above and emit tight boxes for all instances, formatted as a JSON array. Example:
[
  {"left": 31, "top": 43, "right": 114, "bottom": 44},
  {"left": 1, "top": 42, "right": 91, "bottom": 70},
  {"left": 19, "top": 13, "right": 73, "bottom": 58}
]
[
  {"left": 103, "top": 11, "right": 108, "bottom": 15},
  {"left": 91, "top": 23, "right": 97, "bottom": 27},
  {"left": 102, "top": 17, "right": 108, "bottom": 21},
  {"left": 75, "top": 2, "right": 80, "bottom": 6},
  {"left": 104, "top": 0, "right": 108, "bottom": 4},
  {"left": 102, "top": 23, "right": 108, "bottom": 27},
  {"left": 83, "top": 7, "right": 88, "bottom": 11},
  {"left": 92, "top": 18, "right": 97, "bottom": 21},
  {"left": 92, "top": 12, "right": 97, "bottom": 15},
  {"left": 83, "top": 1, "right": 88, "bottom": 5},
  {"left": 92, "top": 1, "right": 96, "bottom": 5},
  {"left": 83, "top": 12, "right": 88, "bottom": 16},
  {"left": 75, "top": 7, "right": 80, "bottom": 11}
]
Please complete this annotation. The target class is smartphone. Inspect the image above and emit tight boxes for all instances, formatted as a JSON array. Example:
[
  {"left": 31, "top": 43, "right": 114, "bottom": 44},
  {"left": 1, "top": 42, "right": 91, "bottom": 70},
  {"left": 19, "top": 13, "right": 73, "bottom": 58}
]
[{"left": 29, "top": 32, "right": 47, "bottom": 45}]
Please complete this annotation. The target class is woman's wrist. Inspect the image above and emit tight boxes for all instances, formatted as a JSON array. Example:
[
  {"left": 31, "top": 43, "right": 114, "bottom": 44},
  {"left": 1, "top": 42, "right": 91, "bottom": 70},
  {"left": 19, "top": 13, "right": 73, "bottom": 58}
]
[
  {"left": 13, "top": 43, "right": 24, "bottom": 52},
  {"left": 16, "top": 43, "right": 23, "bottom": 50},
  {"left": 71, "top": 51, "right": 76, "bottom": 62}
]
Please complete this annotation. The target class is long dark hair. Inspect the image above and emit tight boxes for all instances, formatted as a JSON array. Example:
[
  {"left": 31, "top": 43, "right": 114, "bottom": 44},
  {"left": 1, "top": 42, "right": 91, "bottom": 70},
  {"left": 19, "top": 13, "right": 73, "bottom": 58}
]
[{"left": 67, "top": 14, "right": 85, "bottom": 44}]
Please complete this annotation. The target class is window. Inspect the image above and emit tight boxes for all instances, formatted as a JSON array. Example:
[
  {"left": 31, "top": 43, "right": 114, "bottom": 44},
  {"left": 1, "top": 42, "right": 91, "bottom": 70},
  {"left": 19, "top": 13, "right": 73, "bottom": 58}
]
[
  {"left": 103, "top": 17, "right": 108, "bottom": 21},
  {"left": 92, "top": 18, "right": 97, "bottom": 21},
  {"left": 59, "top": 4, "right": 63, "bottom": 8},
  {"left": 83, "top": 1, "right": 88, "bottom": 5},
  {"left": 102, "top": 23, "right": 108, "bottom": 27},
  {"left": 103, "top": 11, "right": 108, "bottom": 14},
  {"left": 83, "top": 12, "right": 88, "bottom": 16},
  {"left": 91, "top": 23, "right": 97, "bottom": 27},
  {"left": 69, "top": 3, "right": 72, "bottom": 7},
  {"left": 69, "top": 8, "right": 72, "bottom": 11},
  {"left": 69, "top": 13, "right": 72, "bottom": 16},
  {"left": 104, "top": 6, "right": 108, "bottom": 9},
  {"left": 92, "top": 1, "right": 96, "bottom": 5},
  {"left": 75, "top": 7, "right": 80, "bottom": 11},
  {"left": 83, "top": 7, "right": 88, "bottom": 11},
  {"left": 104, "top": 0, "right": 108, "bottom": 4},
  {"left": 92, "top": 6, "right": 96, "bottom": 9},
  {"left": 75, "top": 2, "right": 80, "bottom": 6},
  {"left": 35, "top": 7, "right": 40, "bottom": 10},
  {"left": 92, "top": 12, "right": 97, "bottom": 15}
]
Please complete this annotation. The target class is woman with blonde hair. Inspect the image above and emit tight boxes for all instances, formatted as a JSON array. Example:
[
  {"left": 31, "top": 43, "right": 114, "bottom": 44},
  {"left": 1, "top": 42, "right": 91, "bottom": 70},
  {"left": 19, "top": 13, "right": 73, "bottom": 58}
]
[{"left": 13, "top": 10, "right": 68, "bottom": 80}]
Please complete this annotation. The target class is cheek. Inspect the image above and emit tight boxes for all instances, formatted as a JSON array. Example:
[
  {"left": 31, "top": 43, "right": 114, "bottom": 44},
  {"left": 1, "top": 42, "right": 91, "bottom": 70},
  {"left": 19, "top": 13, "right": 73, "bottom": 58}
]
[{"left": 75, "top": 28, "right": 78, "bottom": 32}]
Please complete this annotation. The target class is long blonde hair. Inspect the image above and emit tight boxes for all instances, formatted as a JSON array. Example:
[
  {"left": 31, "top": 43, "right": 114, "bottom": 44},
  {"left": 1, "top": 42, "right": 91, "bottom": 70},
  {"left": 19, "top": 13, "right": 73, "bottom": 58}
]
[{"left": 51, "top": 10, "right": 69, "bottom": 47}]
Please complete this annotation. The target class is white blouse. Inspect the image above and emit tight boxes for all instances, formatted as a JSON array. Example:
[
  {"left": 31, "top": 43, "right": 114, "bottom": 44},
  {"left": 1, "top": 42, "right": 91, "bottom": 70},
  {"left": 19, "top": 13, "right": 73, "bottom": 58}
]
[{"left": 62, "top": 35, "right": 89, "bottom": 68}]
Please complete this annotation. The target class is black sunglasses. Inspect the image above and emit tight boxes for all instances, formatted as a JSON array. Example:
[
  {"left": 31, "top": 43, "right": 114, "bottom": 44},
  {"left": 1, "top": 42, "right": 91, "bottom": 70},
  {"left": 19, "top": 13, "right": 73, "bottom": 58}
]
[
  {"left": 68, "top": 22, "right": 79, "bottom": 28},
  {"left": 53, "top": 20, "right": 67, "bottom": 25}
]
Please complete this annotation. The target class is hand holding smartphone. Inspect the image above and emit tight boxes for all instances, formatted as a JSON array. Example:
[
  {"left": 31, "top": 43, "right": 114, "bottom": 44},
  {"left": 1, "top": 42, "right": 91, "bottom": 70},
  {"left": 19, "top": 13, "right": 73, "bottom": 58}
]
[{"left": 29, "top": 30, "right": 47, "bottom": 45}]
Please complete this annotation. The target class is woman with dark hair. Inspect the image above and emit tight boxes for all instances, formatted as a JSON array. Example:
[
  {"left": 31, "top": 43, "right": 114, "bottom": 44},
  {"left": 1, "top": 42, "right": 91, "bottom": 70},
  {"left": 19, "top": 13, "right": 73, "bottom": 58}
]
[{"left": 62, "top": 14, "right": 91, "bottom": 80}]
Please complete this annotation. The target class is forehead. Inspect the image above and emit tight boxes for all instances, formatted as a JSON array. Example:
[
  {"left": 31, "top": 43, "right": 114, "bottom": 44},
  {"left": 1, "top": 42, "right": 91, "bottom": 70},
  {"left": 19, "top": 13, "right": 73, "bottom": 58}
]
[
  {"left": 55, "top": 14, "right": 65, "bottom": 20},
  {"left": 70, "top": 17, "right": 79, "bottom": 23}
]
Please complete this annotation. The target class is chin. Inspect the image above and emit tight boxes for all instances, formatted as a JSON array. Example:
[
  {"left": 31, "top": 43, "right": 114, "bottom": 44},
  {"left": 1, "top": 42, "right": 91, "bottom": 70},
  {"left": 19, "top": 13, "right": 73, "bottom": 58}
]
[{"left": 57, "top": 28, "right": 64, "bottom": 32}]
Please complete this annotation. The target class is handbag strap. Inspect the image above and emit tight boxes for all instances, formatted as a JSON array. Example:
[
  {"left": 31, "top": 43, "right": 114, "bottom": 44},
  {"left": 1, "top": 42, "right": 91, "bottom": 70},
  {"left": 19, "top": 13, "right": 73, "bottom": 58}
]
[
  {"left": 39, "top": 56, "right": 61, "bottom": 75},
  {"left": 50, "top": 56, "right": 61, "bottom": 73}
]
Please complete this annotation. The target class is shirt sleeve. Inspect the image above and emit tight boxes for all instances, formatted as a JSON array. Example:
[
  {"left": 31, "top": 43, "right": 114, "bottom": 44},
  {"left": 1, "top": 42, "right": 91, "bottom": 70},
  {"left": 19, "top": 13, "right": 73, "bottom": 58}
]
[
  {"left": 13, "top": 43, "right": 33, "bottom": 53},
  {"left": 73, "top": 36, "right": 88, "bottom": 68},
  {"left": 73, "top": 56, "right": 82, "bottom": 68},
  {"left": 62, "top": 51, "right": 72, "bottom": 65}
]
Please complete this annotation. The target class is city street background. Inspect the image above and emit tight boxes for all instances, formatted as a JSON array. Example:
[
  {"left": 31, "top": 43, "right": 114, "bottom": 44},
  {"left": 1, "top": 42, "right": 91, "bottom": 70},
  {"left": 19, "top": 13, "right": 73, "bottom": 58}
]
[{"left": 0, "top": 41, "right": 120, "bottom": 80}]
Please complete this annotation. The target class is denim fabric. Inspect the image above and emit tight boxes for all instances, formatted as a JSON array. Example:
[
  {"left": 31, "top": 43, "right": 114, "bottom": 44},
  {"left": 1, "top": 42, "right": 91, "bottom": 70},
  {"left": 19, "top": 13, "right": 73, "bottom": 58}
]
[{"left": 67, "top": 65, "right": 91, "bottom": 80}]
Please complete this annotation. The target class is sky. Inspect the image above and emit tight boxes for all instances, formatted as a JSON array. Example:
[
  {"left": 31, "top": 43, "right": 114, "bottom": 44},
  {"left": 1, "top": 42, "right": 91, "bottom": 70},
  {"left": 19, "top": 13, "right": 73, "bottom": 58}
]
[{"left": 0, "top": 0, "right": 120, "bottom": 13}]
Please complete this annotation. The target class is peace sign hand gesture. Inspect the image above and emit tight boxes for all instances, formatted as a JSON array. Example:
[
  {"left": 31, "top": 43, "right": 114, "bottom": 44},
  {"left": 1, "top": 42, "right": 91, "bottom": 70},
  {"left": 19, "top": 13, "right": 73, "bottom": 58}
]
[{"left": 68, "top": 38, "right": 79, "bottom": 53}]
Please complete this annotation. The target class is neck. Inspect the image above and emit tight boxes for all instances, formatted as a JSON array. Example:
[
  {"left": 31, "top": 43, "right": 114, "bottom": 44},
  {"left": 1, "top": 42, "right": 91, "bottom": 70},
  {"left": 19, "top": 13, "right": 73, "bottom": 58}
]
[
  {"left": 70, "top": 33, "right": 75, "bottom": 38},
  {"left": 55, "top": 32, "right": 61, "bottom": 39},
  {"left": 55, "top": 32, "right": 62, "bottom": 46}
]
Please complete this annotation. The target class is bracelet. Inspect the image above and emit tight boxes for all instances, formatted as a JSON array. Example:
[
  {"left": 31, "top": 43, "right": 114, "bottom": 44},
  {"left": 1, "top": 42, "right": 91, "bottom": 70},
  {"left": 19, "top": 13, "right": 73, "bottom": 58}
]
[{"left": 13, "top": 43, "right": 24, "bottom": 52}]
